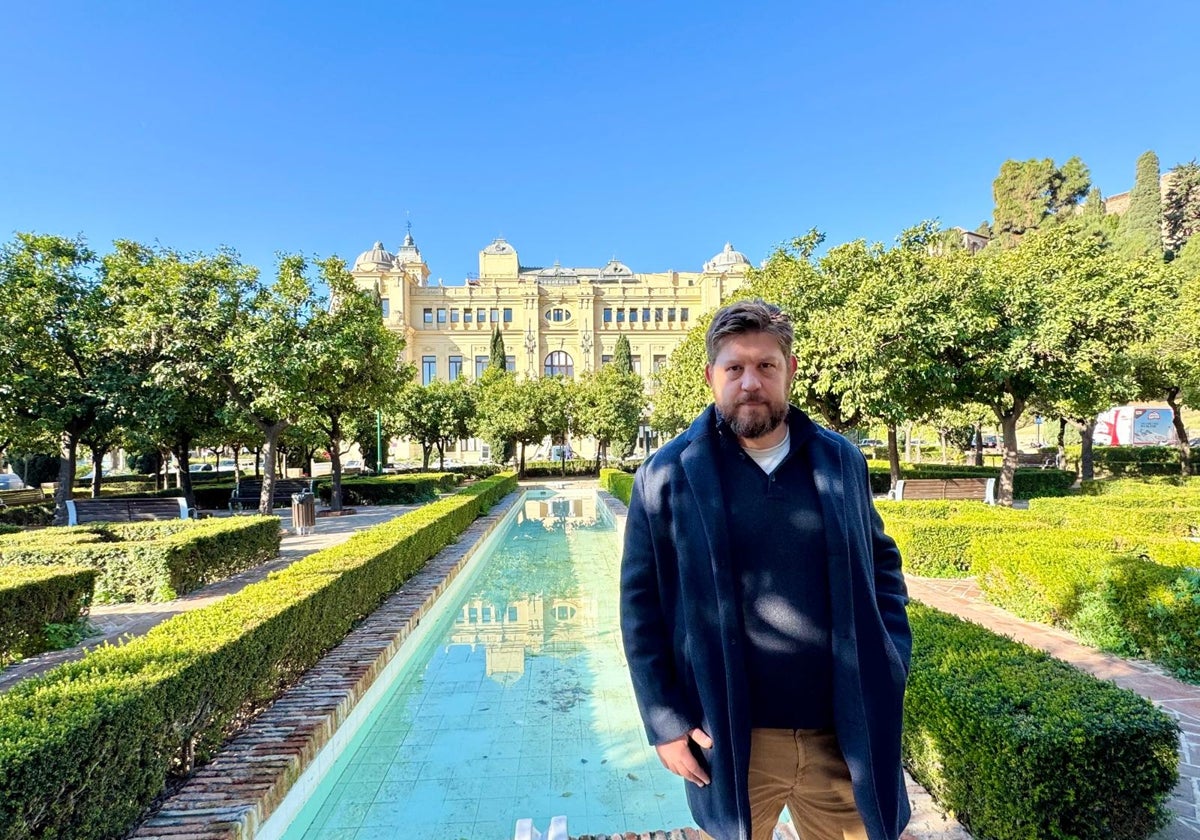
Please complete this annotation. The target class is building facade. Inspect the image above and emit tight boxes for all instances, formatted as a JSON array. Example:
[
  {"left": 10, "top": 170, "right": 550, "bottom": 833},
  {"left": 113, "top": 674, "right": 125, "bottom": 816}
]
[{"left": 351, "top": 231, "right": 751, "bottom": 461}]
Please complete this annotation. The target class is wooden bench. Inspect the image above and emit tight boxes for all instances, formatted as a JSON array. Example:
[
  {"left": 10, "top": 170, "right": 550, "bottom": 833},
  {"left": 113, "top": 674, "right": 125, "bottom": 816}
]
[
  {"left": 65, "top": 497, "right": 190, "bottom": 526},
  {"left": 0, "top": 488, "right": 47, "bottom": 508},
  {"left": 229, "top": 478, "right": 315, "bottom": 512},
  {"left": 1016, "top": 452, "right": 1056, "bottom": 469},
  {"left": 893, "top": 478, "right": 996, "bottom": 504}
]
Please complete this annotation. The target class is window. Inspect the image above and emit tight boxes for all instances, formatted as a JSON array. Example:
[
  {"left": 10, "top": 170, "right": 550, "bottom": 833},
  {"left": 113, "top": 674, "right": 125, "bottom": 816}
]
[
  {"left": 548, "top": 308, "right": 570, "bottom": 322},
  {"left": 475, "top": 355, "right": 488, "bottom": 379},
  {"left": 667, "top": 308, "right": 676, "bottom": 322},
  {"left": 503, "top": 308, "right": 513, "bottom": 323},
  {"left": 631, "top": 356, "right": 642, "bottom": 374},
  {"left": 603, "top": 308, "right": 612, "bottom": 323},
  {"left": 507, "top": 606, "right": 518, "bottom": 622},
  {"left": 421, "top": 355, "right": 437, "bottom": 385},
  {"left": 505, "top": 355, "right": 516, "bottom": 372},
  {"left": 544, "top": 351, "right": 574, "bottom": 378},
  {"left": 490, "top": 308, "right": 499, "bottom": 323},
  {"left": 464, "top": 308, "right": 473, "bottom": 323},
  {"left": 482, "top": 606, "right": 492, "bottom": 623},
  {"left": 448, "top": 355, "right": 463, "bottom": 380},
  {"left": 653, "top": 354, "right": 667, "bottom": 372},
  {"left": 554, "top": 605, "right": 576, "bottom": 620},
  {"left": 629, "top": 308, "right": 638, "bottom": 323},
  {"left": 681, "top": 307, "right": 690, "bottom": 322},
  {"left": 423, "top": 308, "right": 433, "bottom": 324},
  {"left": 655, "top": 308, "right": 664, "bottom": 322},
  {"left": 601, "top": 354, "right": 612, "bottom": 366},
  {"left": 477, "top": 307, "right": 486, "bottom": 323},
  {"left": 437, "top": 308, "right": 447, "bottom": 324},
  {"left": 616, "top": 308, "right": 625, "bottom": 323},
  {"left": 450, "top": 308, "right": 460, "bottom": 323},
  {"left": 642, "top": 307, "right": 651, "bottom": 322},
  {"left": 381, "top": 298, "right": 390, "bottom": 318},
  {"left": 468, "top": 606, "right": 478, "bottom": 622}
]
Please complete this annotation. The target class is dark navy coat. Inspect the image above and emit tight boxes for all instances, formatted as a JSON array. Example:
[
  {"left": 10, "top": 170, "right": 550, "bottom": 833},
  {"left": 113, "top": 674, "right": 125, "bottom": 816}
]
[{"left": 620, "top": 405, "right": 912, "bottom": 840}]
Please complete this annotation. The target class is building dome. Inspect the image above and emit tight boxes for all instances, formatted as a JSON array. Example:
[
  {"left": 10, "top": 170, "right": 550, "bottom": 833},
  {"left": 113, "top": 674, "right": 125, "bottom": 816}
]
[
  {"left": 353, "top": 241, "right": 395, "bottom": 271},
  {"left": 704, "top": 242, "right": 751, "bottom": 273},
  {"left": 600, "top": 258, "right": 633, "bottom": 280},
  {"left": 483, "top": 237, "right": 516, "bottom": 255}
]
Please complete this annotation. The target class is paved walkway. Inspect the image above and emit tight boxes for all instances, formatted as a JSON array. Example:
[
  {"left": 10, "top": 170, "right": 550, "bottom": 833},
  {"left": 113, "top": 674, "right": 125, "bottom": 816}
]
[
  {"left": 0, "top": 503, "right": 425, "bottom": 693},
  {"left": 909, "top": 576, "right": 1200, "bottom": 840}
]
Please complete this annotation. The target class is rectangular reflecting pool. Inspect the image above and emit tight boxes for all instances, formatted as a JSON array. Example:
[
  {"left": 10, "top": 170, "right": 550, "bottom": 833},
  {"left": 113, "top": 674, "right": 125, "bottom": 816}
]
[{"left": 273, "top": 489, "right": 696, "bottom": 840}]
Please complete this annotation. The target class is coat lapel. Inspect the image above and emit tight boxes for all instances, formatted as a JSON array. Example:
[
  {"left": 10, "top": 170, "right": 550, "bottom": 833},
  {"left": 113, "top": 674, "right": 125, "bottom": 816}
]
[{"left": 810, "top": 433, "right": 856, "bottom": 637}]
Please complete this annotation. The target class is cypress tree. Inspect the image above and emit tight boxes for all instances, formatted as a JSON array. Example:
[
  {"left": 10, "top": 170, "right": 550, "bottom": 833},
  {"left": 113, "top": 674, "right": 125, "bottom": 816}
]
[
  {"left": 1163, "top": 160, "right": 1200, "bottom": 258},
  {"left": 1082, "top": 186, "right": 1106, "bottom": 218},
  {"left": 488, "top": 327, "right": 506, "bottom": 372},
  {"left": 1119, "top": 150, "right": 1163, "bottom": 257},
  {"left": 613, "top": 334, "right": 633, "bottom": 374}
]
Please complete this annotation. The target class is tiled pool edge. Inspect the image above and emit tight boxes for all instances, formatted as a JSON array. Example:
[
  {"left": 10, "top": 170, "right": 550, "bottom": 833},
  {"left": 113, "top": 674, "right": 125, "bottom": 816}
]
[{"left": 130, "top": 490, "right": 523, "bottom": 840}]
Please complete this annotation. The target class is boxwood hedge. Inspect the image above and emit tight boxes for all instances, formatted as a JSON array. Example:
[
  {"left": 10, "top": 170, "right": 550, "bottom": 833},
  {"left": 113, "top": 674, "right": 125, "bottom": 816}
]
[
  {"left": 0, "top": 472, "right": 516, "bottom": 840},
  {"left": 0, "top": 566, "right": 96, "bottom": 666},
  {"left": 314, "top": 472, "right": 460, "bottom": 506},
  {"left": 599, "top": 468, "right": 634, "bottom": 506},
  {"left": 904, "top": 603, "right": 1179, "bottom": 840},
  {"left": 0, "top": 517, "right": 282, "bottom": 603}
]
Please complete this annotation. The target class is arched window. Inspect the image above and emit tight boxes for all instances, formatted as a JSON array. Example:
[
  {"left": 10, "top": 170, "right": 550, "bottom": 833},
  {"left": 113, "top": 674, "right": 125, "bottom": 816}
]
[{"left": 544, "top": 351, "right": 574, "bottom": 379}]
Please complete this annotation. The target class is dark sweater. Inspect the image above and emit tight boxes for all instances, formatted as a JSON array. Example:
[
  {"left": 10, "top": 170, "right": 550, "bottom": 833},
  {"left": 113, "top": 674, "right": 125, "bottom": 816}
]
[{"left": 716, "top": 409, "right": 834, "bottom": 729}]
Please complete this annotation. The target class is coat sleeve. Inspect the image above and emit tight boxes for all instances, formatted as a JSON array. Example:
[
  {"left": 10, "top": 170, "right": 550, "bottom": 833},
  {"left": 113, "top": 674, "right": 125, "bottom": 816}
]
[
  {"left": 860, "top": 451, "right": 912, "bottom": 674},
  {"left": 620, "top": 465, "right": 697, "bottom": 745}
]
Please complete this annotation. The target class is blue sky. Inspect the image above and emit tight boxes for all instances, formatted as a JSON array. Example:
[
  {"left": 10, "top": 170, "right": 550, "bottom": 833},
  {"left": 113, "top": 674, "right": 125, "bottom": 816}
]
[{"left": 2, "top": 1, "right": 1196, "bottom": 284}]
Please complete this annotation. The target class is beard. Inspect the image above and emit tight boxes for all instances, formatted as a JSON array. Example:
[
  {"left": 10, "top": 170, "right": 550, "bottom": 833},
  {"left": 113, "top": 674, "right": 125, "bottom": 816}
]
[{"left": 720, "top": 394, "right": 788, "bottom": 439}]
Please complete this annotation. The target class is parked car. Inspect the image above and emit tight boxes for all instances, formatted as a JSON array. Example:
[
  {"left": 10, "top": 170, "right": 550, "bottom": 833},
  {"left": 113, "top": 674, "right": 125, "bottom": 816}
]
[
  {"left": 0, "top": 473, "right": 26, "bottom": 491},
  {"left": 859, "top": 438, "right": 884, "bottom": 447}
]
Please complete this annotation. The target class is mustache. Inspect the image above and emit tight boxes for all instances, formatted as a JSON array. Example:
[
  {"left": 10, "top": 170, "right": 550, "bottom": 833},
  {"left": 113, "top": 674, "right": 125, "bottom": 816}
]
[{"left": 736, "top": 396, "right": 769, "bottom": 405}]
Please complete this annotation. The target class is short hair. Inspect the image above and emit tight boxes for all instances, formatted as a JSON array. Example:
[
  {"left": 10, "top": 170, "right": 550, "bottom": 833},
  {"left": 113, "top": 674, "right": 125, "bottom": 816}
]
[{"left": 705, "top": 299, "right": 794, "bottom": 363}]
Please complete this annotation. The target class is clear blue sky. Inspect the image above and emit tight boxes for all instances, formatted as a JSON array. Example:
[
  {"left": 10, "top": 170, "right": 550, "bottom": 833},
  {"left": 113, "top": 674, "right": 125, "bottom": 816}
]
[{"left": 2, "top": 1, "right": 1196, "bottom": 284}]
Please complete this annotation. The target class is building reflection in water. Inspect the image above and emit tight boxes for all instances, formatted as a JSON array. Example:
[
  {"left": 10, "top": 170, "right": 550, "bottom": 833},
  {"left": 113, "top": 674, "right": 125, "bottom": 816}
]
[{"left": 450, "top": 492, "right": 603, "bottom": 684}]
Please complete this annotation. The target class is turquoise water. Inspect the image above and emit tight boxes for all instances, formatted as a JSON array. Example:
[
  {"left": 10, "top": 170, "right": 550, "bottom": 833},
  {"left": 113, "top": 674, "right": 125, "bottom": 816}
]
[{"left": 278, "top": 490, "right": 696, "bottom": 840}]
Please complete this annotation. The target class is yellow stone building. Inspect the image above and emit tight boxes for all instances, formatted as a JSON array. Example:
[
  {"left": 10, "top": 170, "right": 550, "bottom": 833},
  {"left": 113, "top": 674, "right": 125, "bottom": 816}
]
[{"left": 351, "top": 230, "right": 750, "bottom": 461}]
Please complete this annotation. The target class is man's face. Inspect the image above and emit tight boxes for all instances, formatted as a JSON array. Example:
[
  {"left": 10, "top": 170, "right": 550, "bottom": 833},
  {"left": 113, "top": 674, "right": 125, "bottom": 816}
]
[{"left": 704, "top": 330, "right": 797, "bottom": 440}]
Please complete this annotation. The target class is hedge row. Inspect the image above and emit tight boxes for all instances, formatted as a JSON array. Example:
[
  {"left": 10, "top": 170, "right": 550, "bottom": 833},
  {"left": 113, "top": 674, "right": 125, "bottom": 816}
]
[
  {"left": 0, "top": 517, "right": 282, "bottom": 603},
  {"left": 0, "top": 566, "right": 96, "bottom": 666},
  {"left": 1081, "top": 475, "right": 1200, "bottom": 498},
  {"left": 866, "top": 462, "right": 1076, "bottom": 498},
  {"left": 599, "top": 468, "right": 634, "bottom": 506},
  {"left": 1026, "top": 497, "right": 1200, "bottom": 538},
  {"left": 314, "top": 473, "right": 460, "bottom": 506},
  {"left": 904, "top": 603, "right": 1179, "bottom": 840},
  {"left": 0, "top": 471, "right": 517, "bottom": 840},
  {"left": 1092, "top": 445, "right": 1200, "bottom": 477},
  {"left": 0, "top": 504, "right": 52, "bottom": 527}
]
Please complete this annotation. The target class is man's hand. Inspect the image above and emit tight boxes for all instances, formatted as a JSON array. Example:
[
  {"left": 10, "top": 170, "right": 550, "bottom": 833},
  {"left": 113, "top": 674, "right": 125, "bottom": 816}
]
[{"left": 655, "top": 728, "right": 713, "bottom": 787}]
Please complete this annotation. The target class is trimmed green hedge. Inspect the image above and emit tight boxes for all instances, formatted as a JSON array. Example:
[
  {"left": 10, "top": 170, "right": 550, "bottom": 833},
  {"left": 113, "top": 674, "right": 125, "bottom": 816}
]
[
  {"left": 0, "top": 504, "right": 52, "bottom": 527},
  {"left": 0, "top": 517, "right": 282, "bottom": 603},
  {"left": 599, "top": 468, "right": 634, "bottom": 505},
  {"left": 877, "top": 501, "right": 1039, "bottom": 577},
  {"left": 904, "top": 603, "right": 1179, "bottom": 840},
  {"left": 520, "top": 460, "right": 598, "bottom": 477},
  {"left": 314, "top": 473, "right": 460, "bottom": 506},
  {"left": 1092, "top": 445, "right": 1200, "bottom": 477},
  {"left": 867, "top": 463, "right": 1075, "bottom": 498},
  {"left": 1026, "top": 497, "right": 1200, "bottom": 538},
  {"left": 0, "top": 472, "right": 517, "bottom": 840},
  {"left": 0, "top": 566, "right": 96, "bottom": 666}
]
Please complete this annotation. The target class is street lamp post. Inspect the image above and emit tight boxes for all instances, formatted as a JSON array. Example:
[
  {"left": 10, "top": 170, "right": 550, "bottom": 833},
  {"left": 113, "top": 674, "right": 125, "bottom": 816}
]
[{"left": 376, "top": 410, "right": 383, "bottom": 473}]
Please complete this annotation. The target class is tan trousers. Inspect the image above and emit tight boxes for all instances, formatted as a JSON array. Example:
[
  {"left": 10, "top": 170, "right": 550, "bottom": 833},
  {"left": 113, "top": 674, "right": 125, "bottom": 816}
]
[{"left": 701, "top": 728, "right": 869, "bottom": 840}]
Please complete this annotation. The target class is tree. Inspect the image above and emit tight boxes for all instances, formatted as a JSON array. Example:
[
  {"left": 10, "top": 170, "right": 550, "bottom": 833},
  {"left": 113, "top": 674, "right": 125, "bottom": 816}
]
[
  {"left": 393, "top": 381, "right": 440, "bottom": 469},
  {"left": 432, "top": 377, "right": 476, "bottom": 470},
  {"left": 1118, "top": 150, "right": 1163, "bottom": 258},
  {"left": 613, "top": 334, "right": 633, "bottom": 373},
  {"left": 0, "top": 233, "right": 119, "bottom": 522},
  {"left": 475, "top": 375, "right": 548, "bottom": 477},
  {"left": 101, "top": 242, "right": 249, "bottom": 510},
  {"left": 222, "top": 254, "right": 323, "bottom": 514},
  {"left": 304, "top": 256, "right": 407, "bottom": 510},
  {"left": 577, "top": 364, "right": 645, "bottom": 467},
  {"left": 489, "top": 327, "right": 507, "bottom": 372},
  {"left": 1164, "top": 160, "right": 1200, "bottom": 259},
  {"left": 991, "top": 157, "right": 1090, "bottom": 247},
  {"left": 651, "top": 315, "right": 712, "bottom": 436}
]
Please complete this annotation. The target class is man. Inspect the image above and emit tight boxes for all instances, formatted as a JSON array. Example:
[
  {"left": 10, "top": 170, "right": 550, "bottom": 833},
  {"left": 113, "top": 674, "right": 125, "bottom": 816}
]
[{"left": 620, "top": 299, "right": 911, "bottom": 840}]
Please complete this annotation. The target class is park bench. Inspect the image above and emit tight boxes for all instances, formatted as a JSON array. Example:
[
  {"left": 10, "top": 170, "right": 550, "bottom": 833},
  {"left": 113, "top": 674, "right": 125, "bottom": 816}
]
[
  {"left": 229, "top": 478, "right": 315, "bottom": 512},
  {"left": 64, "top": 497, "right": 191, "bottom": 526},
  {"left": 1016, "top": 452, "right": 1056, "bottom": 469},
  {"left": 0, "top": 488, "right": 47, "bottom": 508},
  {"left": 893, "top": 477, "right": 996, "bottom": 504}
]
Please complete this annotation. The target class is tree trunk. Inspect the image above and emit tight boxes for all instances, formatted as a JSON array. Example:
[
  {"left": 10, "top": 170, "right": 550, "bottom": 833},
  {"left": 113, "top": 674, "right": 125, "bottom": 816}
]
[
  {"left": 172, "top": 443, "right": 196, "bottom": 512},
  {"left": 254, "top": 446, "right": 262, "bottom": 478},
  {"left": 422, "top": 443, "right": 431, "bottom": 471},
  {"left": 972, "top": 423, "right": 984, "bottom": 467},
  {"left": 1080, "top": 419, "right": 1096, "bottom": 481},
  {"left": 1167, "top": 387, "right": 1192, "bottom": 478},
  {"left": 886, "top": 424, "right": 901, "bottom": 489},
  {"left": 938, "top": 431, "right": 948, "bottom": 465},
  {"left": 996, "top": 399, "right": 1024, "bottom": 507},
  {"left": 258, "top": 423, "right": 287, "bottom": 516},
  {"left": 437, "top": 441, "right": 446, "bottom": 471},
  {"left": 1056, "top": 418, "right": 1067, "bottom": 470},
  {"left": 328, "top": 415, "right": 344, "bottom": 513},
  {"left": 53, "top": 432, "right": 78, "bottom": 526},
  {"left": 519, "top": 442, "right": 527, "bottom": 478},
  {"left": 90, "top": 447, "right": 105, "bottom": 498}
]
